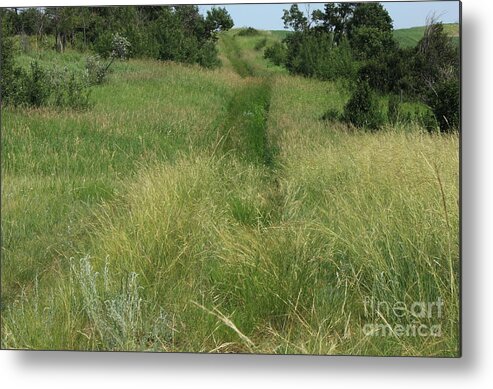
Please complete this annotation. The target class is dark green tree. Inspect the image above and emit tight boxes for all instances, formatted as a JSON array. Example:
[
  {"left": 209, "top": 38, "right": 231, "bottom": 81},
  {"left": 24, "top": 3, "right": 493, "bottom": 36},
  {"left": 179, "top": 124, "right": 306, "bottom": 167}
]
[
  {"left": 412, "top": 18, "right": 460, "bottom": 132},
  {"left": 312, "top": 3, "right": 356, "bottom": 44},
  {"left": 343, "top": 80, "right": 384, "bottom": 130},
  {"left": 0, "top": 9, "right": 16, "bottom": 105},
  {"left": 282, "top": 4, "right": 309, "bottom": 32},
  {"left": 205, "top": 7, "right": 234, "bottom": 39},
  {"left": 347, "top": 3, "right": 395, "bottom": 60}
]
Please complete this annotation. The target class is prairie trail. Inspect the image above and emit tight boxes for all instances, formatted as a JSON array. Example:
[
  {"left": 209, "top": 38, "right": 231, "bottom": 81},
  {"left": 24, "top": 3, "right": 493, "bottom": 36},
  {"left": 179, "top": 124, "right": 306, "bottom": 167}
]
[
  {"left": 220, "top": 78, "right": 273, "bottom": 167},
  {"left": 1, "top": 28, "right": 459, "bottom": 356},
  {"left": 218, "top": 32, "right": 285, "bottom": 226}
]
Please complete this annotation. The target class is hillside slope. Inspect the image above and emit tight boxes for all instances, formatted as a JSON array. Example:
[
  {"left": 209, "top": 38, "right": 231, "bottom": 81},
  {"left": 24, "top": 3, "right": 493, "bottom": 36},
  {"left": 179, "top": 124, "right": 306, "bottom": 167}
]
[
  {"left": 265, "top": 23, "right": 460, "bottom": 49},
  {"left": 393, "top": 23, "right": 459, "bottom": 48}
]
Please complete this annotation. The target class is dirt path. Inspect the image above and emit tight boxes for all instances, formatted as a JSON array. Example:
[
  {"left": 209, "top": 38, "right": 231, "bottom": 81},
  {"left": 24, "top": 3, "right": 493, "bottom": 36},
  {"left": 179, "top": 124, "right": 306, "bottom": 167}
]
[
  {"left": 220, "top": 33, "right": 276, "bottom": 167},
  {"left": 218, "top": 33, "right": 284, "bottom": 224}
]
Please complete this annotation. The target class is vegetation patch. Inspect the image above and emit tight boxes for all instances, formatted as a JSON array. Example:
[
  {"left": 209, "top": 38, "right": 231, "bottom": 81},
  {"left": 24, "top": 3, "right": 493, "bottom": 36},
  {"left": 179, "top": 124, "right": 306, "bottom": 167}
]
[{"left": 1, "top": 4, "right": 459, "bottom": 356}]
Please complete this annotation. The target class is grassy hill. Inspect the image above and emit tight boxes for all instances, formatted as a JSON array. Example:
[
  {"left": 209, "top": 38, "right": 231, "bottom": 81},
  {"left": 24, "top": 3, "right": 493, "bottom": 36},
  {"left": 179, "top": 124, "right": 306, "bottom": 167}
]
[
  {"left": 394, "top": 23, "right": 459, "bottom": 48},
  {"left": 264, "top": 24, "right": 460, "bottom": 49},
  {"left": 1, "top": 29, "right": 459, "bottom": 355}
]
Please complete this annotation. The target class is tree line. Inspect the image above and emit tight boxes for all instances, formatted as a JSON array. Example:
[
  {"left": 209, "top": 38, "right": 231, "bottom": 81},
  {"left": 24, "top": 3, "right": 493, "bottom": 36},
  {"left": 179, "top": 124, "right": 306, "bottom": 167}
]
[
  {"left": 264, "top": 3, "right": 460, "bottom": 132},
  {"left": 2, "top": 6, "right": 233, "bottom": 66},
  {"left": 0, "top": 6, "right": 233, "bottom": 109}
]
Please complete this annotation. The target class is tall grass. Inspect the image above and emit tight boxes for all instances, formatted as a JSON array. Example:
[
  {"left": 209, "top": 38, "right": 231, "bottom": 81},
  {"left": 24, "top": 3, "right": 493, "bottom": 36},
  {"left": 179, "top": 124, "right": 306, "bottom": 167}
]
[{"left": 1, "top": 31, "right": 459, "bottom": 355}]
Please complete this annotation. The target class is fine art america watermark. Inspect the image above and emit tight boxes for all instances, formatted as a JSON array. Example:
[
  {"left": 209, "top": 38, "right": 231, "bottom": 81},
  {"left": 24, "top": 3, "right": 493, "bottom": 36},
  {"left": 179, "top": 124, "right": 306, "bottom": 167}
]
[{"left": 362, "top": 296, "right": 443, "bottom": 337}]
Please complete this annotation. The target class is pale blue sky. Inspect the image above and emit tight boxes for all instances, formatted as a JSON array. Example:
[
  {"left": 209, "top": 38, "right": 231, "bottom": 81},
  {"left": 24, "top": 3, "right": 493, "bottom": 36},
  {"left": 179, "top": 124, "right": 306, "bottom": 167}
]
[{"left": 199, "top": 2, "right": 460, "bottom": 30}]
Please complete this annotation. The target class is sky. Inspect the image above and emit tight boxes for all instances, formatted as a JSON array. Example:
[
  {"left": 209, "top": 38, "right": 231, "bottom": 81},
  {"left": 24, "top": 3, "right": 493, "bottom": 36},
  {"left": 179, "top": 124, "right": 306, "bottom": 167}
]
[{"left": 199, "top": 1, "right": 460, "bottom": 30}]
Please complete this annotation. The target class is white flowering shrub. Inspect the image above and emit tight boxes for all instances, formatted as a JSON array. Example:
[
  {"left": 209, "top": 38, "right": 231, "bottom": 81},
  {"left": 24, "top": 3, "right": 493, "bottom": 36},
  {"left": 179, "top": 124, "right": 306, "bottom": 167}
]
[
  {"left": 86, "top": 34, "right": 131, "bottom": 86},
  {"left": 111, "top": 33, "right": 131, "bottom": 60},
  {"left": 86, "top": 54, "right": 108, "bottom": 85}
]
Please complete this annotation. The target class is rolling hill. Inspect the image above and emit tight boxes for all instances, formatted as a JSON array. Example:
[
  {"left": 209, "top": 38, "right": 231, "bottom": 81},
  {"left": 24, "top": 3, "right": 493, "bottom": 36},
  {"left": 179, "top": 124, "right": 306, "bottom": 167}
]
[
  {"left": 393, "top": 23, "right": 459, "bottom": 48},
  {"left": 266, "top": 23, "right": 460, "bottom": 49}
]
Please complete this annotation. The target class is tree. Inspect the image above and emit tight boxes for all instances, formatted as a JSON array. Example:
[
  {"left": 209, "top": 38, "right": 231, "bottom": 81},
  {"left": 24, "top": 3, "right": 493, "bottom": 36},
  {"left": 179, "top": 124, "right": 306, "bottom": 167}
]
[
  {"left": 282, "top": 4, "right": 309, "bottom": 32},
  {"left": 0, "top": 9, "right": 16, "bottom": 105},
  {"left": 413, "top": 17, "right": 459, "bottom": 97},
  {"left": 264, "top": 42, "right": 287, "bottom": 66},
  {"left": 205, "top": 7, "right": 234, "bottom": 39},
  {"left": 347, "top": 3, "right": 395, "bottom": 60},
  {"left": 412, "top": 16, "right": 459, "bottom": 132},
  {"left": 45, "top": 7, "right": 78, "bottom": 52},
  {"left": 348, "top": 3, "right": 393, "bottom": 35},
  {"left": 426, "top": 78, "right": 459, "bottom": 133},
  {"left": 343, "top": 80, "right": 384, "bottom": 130},
  {"left": 312, "top": 3, "right": 356, "bottom": 44}
]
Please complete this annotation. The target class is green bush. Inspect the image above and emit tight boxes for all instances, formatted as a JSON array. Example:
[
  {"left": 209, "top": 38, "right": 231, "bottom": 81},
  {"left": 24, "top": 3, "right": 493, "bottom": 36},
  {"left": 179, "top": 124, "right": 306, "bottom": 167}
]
[
  {"left": 237, "top": 27, "right": 259, "bottom": 36},
  {"left": 22, "top": 61, "right": 50, "bottom": 107},
  {"left": 6, "top": 60, "right": 90, "bottom": 110},
  {"left": 387, "top": 94, "right": 401, "bottom": 125},
  {"left": 321, "top": 108, "right": 340, "bottom": 122},
  {"left": 93, "top": 31, "right": 114, "bottom": 58},
  {"left": 0, "top": 32, "right": 16, "bottom": 105},
  {"left": 196, "top": 40, "right": 221, "bottom": 68},
  {"left": 283, "top": 32, "right": 330, "bottom": 78},
  {"left": 264, "top": 42, "right": 287, "bottom": 66},
  {"left": 254, "top": 38, "right": 267, "bottom": 51},
  {"left": 51, "top": 68, "right": 91, "bottom": 109},
  {"left": 86, "top": 55, "right": 109, "bottom": 85},
  {"left": 283, "top": 32, "right": 357, "bottom": 81},
  {"left": 6, "top": 61, "right": 50, "bottom": 107},
  {"left": 418, "top": 109, "right": 440, "bottom": 133},
  {"left": 343, "top": 81, "right": 384, "bottom": 130},
  {"left": 427, "top": 78, "right": 460, "bottom": 133}
]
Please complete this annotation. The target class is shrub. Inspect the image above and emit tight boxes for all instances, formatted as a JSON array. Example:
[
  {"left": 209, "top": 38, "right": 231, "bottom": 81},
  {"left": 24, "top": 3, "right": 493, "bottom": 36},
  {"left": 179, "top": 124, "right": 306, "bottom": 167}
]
[
  {"left": 111, "top": 32, "right": 131, "bottom": 60},
  {"left": 322, "top": 39, "right": 359, "bottom": 81},
  {"left": 282, "top": 32, "right": 357, "bottom": 81},
  {"left": 283, "top": 31, "right": 329, "bottom": 77},
  {"left": 418, "top": 109, "right": 439, "bottom": 133},
  {"left": 237, "top": 27, "right": 259, "bottom": 36},
  {"left": 0, "top": 32, "right": 16, "bottom": 105},
  {"left": 93, "top": 31, "right": 114, "bottom": 58},
  {"left": 70, "top": 256, "right": 171, "bottom": 350},
  {"left": 196, "top": 40, "right": 221, "bottom": 68},
  {"left": 387, "top": 94, "right": 401, "bottom": 125},
  {"left": 264, "top": 42, "right": 287, "bottom": 66},
  {"left": 115, "top": 6, "right": 233, "bottom": 69},
  {"left": 24, "top": 61, "right": 50, "bottom": 107},
  {"left": 6, "top": 61, "right": 51, "bottom": 107},
  {"left": 342, "top": 80, "right": 384, "bottom": 130},
  {"left": 254, "top": 38, "right": 267, "bottom": 51},
  {"left": 321, "top": 108, "right": 340, "bottom": 122},
  {"left": 51, "top": 67, "right": 91, "bottom": 109},
  {"left": 87, "top": 34, "right": 131, "bottom": 85},
  {"left": 86, "top": 55, "right": 108, "bottom": 85},
  {"left": 427, "top": 78, "right": 460, "bottom": 133},
  {"left": 6, "top": 60, "right": 90, "bottom": 110}
]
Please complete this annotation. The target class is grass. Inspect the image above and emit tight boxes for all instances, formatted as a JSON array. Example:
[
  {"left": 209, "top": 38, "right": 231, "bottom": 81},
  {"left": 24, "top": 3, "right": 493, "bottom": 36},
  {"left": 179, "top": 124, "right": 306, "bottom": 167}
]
[
  {"left": 393, "top": 23, "right": 459, "bottom": 48},
  {"left": 1, "top": 29, "right": 459, "bottom": 355}
]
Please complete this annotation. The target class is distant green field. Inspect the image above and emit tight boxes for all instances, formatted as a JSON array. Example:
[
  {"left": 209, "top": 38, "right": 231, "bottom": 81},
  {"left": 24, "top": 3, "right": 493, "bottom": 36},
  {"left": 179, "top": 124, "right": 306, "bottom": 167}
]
[
  {"left": 264, "top": 24, "right": 460, "bottom": 49},
  {"left": 393, "top": 23, "right": 459, "bottom": 48},
  {"left": 267, "top": 30, "right": 292, "bottom": 40}
]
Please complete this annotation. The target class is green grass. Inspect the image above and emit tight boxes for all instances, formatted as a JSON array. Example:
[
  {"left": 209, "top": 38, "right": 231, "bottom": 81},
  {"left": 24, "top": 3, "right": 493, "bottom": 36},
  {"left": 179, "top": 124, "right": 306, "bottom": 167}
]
[
  {"left": 394, "top": 23, "right": 459, "bottom": 48},
  {"left": 268, "top": 30, "right": 292, "bottom": 40},
  {"left": 1, "top": 30, "right": 459, "bottom": 355},
  {"left": 220, "top": 30, "right": 287, "bottom": 77}
]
